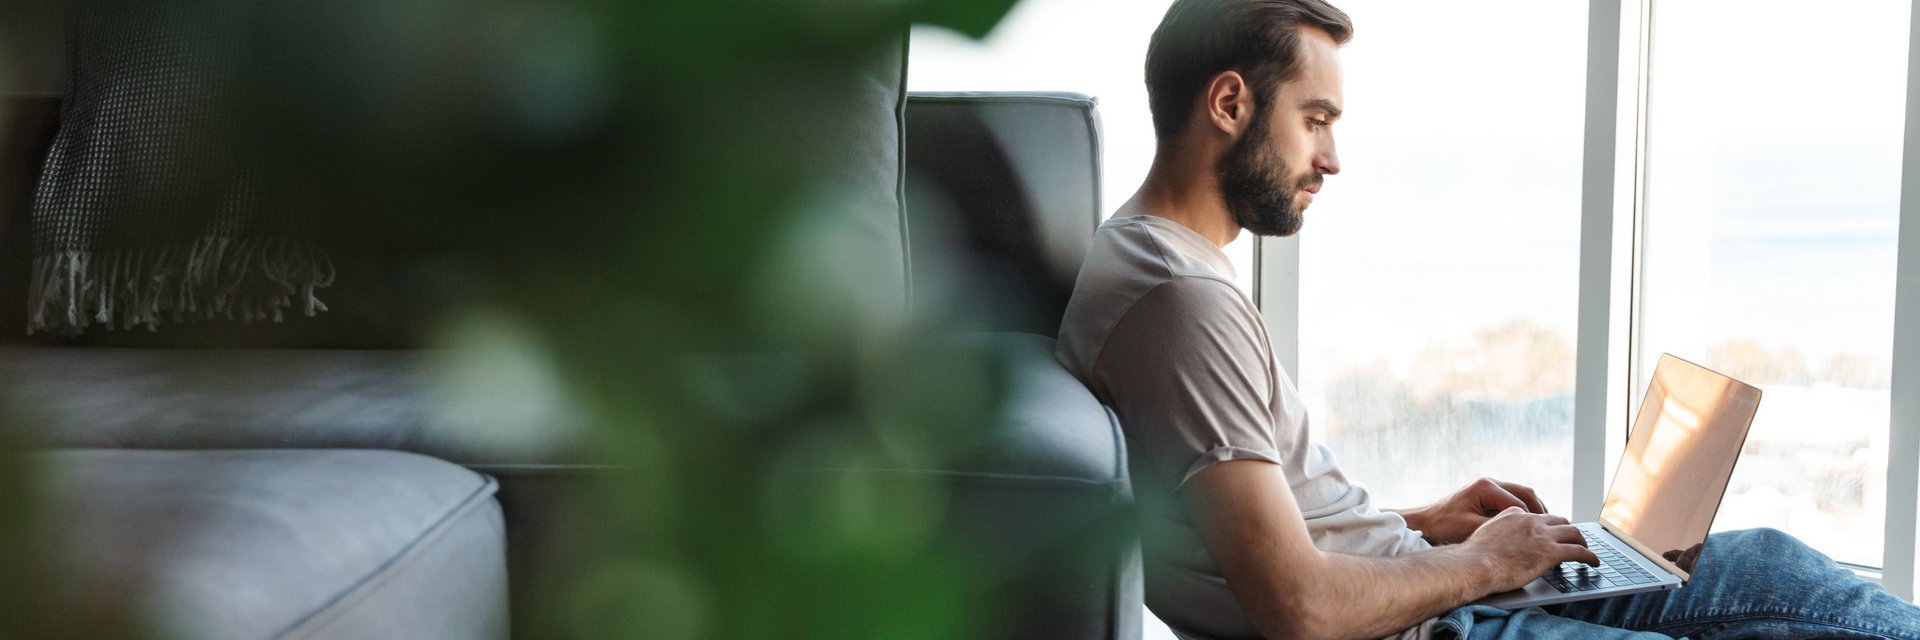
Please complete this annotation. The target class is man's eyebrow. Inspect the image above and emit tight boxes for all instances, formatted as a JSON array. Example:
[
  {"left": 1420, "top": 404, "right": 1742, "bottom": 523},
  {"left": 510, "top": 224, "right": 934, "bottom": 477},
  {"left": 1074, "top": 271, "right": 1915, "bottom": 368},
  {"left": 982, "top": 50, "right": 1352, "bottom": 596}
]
[{"left": 1302, "top": 98, "right": 1343, "bottom": 120}]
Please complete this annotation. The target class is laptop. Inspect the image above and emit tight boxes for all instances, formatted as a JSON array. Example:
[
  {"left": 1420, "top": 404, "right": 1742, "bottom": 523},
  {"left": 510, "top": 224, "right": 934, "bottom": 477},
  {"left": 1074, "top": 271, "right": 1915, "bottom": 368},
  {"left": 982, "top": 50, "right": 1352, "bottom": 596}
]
[{"left": 1478, "top": 353, "right": 1762, "bottom": 609}]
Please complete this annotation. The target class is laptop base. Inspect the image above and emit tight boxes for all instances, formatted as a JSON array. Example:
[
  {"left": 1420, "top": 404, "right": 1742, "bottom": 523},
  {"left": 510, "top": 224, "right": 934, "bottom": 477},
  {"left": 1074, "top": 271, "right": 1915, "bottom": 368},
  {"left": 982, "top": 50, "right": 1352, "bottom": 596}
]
[{"left": 1474, "top": 523, "right": 1683, "bottom": 610}]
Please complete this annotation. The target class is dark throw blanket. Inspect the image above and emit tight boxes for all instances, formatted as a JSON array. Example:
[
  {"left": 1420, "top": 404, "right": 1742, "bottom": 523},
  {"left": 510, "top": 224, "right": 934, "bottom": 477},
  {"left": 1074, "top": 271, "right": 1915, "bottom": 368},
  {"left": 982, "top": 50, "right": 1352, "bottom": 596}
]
[{"left": 26, "top": 0, "right": 332, "bottom": 335}]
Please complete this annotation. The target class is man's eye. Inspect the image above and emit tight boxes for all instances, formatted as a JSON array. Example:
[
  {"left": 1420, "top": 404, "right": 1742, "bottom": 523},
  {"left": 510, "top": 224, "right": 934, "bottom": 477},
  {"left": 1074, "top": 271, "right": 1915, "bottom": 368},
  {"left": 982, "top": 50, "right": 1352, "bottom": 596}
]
[{"left": 1309, "top": 119, "right": 1329, "bottom": 128}]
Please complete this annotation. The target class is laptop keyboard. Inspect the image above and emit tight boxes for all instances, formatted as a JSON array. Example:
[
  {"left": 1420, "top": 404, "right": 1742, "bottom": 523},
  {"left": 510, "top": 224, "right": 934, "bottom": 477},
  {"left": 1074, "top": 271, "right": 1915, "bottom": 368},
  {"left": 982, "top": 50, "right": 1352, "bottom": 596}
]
[{"left": 1543, "top": 530, "right": 1660, "bottom": 593}]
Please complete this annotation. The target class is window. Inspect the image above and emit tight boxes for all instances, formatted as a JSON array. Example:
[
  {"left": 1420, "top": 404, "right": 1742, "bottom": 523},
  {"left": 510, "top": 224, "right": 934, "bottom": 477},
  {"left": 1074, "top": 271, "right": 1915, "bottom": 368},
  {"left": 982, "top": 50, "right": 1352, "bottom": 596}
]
[
  {"left": 1635, "top": 0, "right": 1911, "bottom": 568},
  {"left": 1295, "top": 0, "right": 1590, "bottom": 513}
]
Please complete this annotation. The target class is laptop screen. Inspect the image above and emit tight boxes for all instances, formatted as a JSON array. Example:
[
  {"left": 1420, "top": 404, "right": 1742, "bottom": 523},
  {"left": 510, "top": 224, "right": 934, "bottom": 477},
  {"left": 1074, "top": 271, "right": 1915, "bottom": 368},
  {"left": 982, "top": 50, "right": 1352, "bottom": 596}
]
[{"left": 1599, "top": 354, "right": 1762, "bottom": 565}]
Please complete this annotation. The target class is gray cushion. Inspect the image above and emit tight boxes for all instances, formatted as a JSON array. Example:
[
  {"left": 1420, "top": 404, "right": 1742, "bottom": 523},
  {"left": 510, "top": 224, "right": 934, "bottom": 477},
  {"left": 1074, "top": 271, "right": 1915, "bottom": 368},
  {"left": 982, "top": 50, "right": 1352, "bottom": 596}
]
[
  {"left": 904, "top": 92, "right": 1103, "bottom": 335},
  {"left": 841, "top": 33, "right": 912, "bottom": 315},
  {"left": 40, "top": 449, "right": 506, "bottom": 640}
]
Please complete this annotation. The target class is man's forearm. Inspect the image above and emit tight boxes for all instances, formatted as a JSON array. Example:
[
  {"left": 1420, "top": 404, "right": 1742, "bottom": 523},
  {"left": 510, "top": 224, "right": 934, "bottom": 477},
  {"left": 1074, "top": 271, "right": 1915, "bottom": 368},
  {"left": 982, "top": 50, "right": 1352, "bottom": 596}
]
[
  {"left": 1189, "top": 464, "right": 1589, "bottom": 640},
  {"left": 1279, "top": 545, "right": 1498, "bottom": 640}
]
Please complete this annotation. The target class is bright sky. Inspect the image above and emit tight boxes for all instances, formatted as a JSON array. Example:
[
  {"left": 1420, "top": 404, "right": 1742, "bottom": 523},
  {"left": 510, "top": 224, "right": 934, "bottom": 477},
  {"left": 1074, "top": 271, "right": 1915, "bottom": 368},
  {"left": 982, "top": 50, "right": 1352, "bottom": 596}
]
[{"left": 1637, "top": 0, "right": 1911, "bottom": 376}]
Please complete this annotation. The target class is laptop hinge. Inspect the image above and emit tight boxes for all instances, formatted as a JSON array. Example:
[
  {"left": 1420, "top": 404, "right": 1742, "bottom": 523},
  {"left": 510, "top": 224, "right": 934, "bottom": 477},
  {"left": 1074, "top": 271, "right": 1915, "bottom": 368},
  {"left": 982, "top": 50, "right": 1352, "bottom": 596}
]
[{"left": 1598, "top": 519, "right": 1693, "bottom": 583}]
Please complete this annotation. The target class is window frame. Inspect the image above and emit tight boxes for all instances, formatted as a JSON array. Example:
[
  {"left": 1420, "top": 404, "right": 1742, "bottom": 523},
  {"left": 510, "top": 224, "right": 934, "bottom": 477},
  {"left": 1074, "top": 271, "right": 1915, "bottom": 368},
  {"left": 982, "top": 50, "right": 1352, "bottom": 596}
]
[
  {"left": 1886, "top": 0, "right": 1920, "bottom": 602},
  {"left": 1258, "top": 0, "right": 1920, "bottom": 599}
]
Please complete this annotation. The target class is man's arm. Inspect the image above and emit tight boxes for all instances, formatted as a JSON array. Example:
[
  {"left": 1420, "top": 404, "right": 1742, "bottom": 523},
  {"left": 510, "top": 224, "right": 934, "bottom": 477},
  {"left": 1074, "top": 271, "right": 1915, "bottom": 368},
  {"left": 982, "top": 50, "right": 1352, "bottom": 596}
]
[
  {"left": 1185, "top": 460, "right": 1598, "bottom": 640},
  {"left": 1389, "top": 477, "right": 1551, "bottom": 545}
]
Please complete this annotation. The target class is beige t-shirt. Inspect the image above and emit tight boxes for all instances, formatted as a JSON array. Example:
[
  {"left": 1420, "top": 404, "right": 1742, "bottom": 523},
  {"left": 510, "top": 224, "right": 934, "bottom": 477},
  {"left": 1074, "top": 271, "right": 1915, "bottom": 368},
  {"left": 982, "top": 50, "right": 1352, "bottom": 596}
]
[{"left": 1055, "top": 214, "right": 1432, "bottom": 640}]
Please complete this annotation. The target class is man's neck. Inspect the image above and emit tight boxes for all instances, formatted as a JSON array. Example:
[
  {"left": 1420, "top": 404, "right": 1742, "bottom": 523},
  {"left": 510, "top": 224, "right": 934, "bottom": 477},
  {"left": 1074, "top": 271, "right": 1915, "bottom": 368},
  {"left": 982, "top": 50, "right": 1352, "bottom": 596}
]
[{"left": 1122, "top": 148, "right": 1241, "bottom": 248}]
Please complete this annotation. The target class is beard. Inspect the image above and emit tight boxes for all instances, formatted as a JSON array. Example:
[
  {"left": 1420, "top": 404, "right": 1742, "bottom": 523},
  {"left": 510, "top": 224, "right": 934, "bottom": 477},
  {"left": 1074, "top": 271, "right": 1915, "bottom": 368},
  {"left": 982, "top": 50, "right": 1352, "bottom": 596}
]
[{"left": 1214, "top": 117, "right": 1319, "bottom": 237}]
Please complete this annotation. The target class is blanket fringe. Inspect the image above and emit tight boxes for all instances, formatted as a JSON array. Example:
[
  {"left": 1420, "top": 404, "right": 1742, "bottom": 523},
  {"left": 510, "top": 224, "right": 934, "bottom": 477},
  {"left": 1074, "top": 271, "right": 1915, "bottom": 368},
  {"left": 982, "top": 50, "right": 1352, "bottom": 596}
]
[{"left": 26, "top": 237, "right": 336, "bottom": 336}]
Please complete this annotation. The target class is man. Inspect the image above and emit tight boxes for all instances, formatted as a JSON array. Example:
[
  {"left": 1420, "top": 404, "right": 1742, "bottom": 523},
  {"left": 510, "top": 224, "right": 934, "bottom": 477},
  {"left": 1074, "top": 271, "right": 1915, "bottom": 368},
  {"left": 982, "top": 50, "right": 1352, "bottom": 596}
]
[{"left": 1054, "top": 1, "right": 1920, "bottom": 638}]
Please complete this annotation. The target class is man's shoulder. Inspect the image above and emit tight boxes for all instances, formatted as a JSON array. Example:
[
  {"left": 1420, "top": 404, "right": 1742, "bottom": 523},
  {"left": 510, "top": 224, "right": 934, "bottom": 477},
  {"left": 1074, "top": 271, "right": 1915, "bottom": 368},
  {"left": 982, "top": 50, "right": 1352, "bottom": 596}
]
[
  {"left": 1085, "top": 215, "right": 1236, "bottom": 281},
  {"left": 1057, "top": 217, "right": 1257, "bottom": 375},
  {"left": 1070, "top": 218, "right": 1245, "bottom": 309},
  {"left": 1136, "top": 274, "right": 1250, "bottom": 312}
]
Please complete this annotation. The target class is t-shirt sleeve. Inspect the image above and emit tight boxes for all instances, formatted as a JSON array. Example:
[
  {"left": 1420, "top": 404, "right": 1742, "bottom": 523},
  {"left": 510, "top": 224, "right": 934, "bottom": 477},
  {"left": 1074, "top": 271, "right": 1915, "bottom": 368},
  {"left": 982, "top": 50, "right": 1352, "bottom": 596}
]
[{"left": 1091, "top": 277, "right": 1281, "bottom": 491}]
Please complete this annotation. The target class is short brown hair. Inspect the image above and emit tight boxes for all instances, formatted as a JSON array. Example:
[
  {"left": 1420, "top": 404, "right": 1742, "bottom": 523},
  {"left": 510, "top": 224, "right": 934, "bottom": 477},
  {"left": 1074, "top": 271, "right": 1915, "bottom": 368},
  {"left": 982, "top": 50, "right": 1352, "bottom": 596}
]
[{"left": 1145, "top": 0, "right": 1354, "bottom": 141}]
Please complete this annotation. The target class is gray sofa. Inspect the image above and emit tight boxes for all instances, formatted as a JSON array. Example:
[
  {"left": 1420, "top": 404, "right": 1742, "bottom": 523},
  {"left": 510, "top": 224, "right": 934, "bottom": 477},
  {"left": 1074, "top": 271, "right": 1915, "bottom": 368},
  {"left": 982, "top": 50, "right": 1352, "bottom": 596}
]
[{"left": 0, "top": 25, "right": 1138, "bottom": 635}]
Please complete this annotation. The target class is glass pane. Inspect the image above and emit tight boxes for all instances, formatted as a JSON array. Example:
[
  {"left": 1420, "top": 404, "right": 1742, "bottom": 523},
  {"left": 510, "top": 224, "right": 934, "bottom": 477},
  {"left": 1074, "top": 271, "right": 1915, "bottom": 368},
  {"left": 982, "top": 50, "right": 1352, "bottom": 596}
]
[
  {"left": 1637, "top": 0, "right": 1909, "bottom": 568},
  {"left": 908, "top": 0, "right": 1255, "bottom": 293},
  {"left": 1298, "top": 0, "right": 1589, "bottom": 514}
]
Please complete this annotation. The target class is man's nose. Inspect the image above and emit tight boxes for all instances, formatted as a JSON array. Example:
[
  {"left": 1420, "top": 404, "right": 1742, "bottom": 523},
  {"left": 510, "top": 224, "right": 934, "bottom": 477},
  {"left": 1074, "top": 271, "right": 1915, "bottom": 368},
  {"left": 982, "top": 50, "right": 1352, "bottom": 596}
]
[{"left": 1315, "top": 141, "right": 1341, "bottom": 176}]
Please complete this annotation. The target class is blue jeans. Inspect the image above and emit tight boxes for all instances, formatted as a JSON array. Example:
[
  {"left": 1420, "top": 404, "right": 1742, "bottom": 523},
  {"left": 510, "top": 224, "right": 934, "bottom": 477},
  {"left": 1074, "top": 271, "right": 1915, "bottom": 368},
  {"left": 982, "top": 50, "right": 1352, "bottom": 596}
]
[{"left": 1435, "top": 528, "right": 1920, "bottom": 639}]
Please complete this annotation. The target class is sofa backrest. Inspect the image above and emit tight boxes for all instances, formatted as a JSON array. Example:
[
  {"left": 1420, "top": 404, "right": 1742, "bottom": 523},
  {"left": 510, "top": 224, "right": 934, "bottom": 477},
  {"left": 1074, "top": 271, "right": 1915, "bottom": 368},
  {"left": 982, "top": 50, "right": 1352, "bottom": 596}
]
[
  {"left": 904, "top": 91, "right": 1103, "bottom": 336},
  {"left": 0, "top": 31, "right": 913, "bottom": 459},
  {"left": 0, "top": 26, "right": 917, "bottom": 347},
  {"left": 898, "top": 93, "right": 1137, "bottom": 640}
]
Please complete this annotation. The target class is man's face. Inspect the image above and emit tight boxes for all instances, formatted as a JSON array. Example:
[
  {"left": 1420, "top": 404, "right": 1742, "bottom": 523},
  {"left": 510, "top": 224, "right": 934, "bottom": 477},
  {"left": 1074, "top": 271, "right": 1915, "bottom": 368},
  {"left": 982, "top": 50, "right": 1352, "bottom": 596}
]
[{"left": 1216, "top": 26, "right": 1344, "bottom": 237}]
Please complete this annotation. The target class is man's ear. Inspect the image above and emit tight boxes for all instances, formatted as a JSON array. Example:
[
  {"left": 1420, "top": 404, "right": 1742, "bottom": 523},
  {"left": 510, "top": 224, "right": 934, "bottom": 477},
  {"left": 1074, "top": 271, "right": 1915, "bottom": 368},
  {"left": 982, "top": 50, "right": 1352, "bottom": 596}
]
[{"left": 1202, "top": 70, "right": 1255, "bottom": 138}]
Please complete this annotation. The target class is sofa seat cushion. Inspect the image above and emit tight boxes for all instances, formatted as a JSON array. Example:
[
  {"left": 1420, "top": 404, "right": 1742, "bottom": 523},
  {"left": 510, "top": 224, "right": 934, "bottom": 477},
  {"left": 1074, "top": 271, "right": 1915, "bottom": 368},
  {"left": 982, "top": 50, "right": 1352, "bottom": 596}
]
[{"left": 39, "top": 449, "right": 507, "bottom": 640}]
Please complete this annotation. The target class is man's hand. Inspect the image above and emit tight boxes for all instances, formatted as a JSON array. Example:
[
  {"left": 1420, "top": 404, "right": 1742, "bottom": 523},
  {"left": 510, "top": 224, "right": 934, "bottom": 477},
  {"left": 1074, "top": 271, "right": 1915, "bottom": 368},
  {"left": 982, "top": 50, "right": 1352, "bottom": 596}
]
[
  {"left": 1393, "top": 478, "right": 1548, "bottom": 545},
  {"left": 1464, "top": 507, "right": 1601, "bottom": 591}
]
